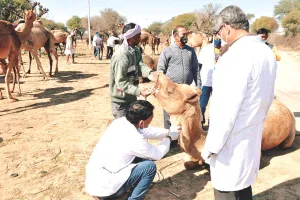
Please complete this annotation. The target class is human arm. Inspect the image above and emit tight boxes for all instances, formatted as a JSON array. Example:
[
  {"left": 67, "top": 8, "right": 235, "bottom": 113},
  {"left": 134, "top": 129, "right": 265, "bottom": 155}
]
[
  {"left": 192, "top": 50, "right": 199, "bottom": 85},
  {"left": 113, "top": 55, "right": 141, "bottom": 96},
  {"left": 201, "top": 57, "right": 250, "bottom": 161},
  {"left": 157, "top": 49, "right": 168, "bottom": 74}
]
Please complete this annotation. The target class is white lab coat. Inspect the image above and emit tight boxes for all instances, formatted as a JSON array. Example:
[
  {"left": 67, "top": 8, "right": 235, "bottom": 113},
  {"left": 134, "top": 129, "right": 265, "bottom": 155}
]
[
  {"left": 201, "top": 35, "right": 277, "bottom": 191},
  {"left": 85, "top": 117, "right": 171, "bottom": 197}
]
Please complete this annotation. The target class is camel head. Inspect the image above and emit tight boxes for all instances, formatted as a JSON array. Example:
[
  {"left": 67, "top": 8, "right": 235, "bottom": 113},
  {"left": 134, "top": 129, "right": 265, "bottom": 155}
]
[
  {"left": 150, "top": 72, "right": 206, "bottom": 163},
  {"left": 152, "top": 73, "right": 201, "bottom": 116},
  {"left": 24, "top": 10, "right": 37, "bottom": 22},
  {"left": 187, "top": 31, "right": 206, "bottom": 48}
]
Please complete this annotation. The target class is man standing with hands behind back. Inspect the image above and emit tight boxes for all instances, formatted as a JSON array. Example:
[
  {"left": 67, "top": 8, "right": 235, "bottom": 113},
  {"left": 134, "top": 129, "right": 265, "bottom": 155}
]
[
  {"left": 201, "top": 5, "right": 277, "bottom": 200},
  {"left": 157, "top": 25, "right": 199, "bottom": 131}
]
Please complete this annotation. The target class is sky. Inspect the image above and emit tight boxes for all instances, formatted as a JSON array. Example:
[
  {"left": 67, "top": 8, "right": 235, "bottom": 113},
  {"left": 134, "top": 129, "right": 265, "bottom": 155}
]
[{"left": 37, "top": 0, "right": 280, "bottom": 28}]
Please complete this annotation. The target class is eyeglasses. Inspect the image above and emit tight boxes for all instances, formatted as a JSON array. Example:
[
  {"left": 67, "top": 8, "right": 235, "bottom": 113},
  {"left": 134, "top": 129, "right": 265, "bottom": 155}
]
[{"left": 216, "top": 25, "right": 224, "bottom": 36}]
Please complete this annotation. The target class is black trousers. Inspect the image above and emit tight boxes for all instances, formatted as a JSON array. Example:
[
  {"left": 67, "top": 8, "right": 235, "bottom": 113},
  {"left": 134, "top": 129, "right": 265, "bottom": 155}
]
[
  {"left": 214, "top": 186, "right": 253, "bottom": 200},
  {"left": 107, "top": 46, "right": 113, "bottom": 59}
]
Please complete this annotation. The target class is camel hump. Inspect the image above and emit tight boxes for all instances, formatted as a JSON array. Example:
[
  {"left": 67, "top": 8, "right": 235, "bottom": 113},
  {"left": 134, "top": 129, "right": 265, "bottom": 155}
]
[
  {"left": 278, "top": 109, "right": 296, "bottom": 149},
  {"left": 0, "top": 21, "right": 14, "bottom": 35}
]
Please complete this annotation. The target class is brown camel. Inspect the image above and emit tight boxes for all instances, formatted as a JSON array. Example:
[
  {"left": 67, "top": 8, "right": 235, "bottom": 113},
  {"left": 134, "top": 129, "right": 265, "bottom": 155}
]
[
  {"left": 140, "top": 31, "right": 155, "bottom": 55},
  {"left": 0, "top": 9, "right": 36, "bottom": 101},
  {"left": 51, "top": 29, "right": 69, "bottom": 54},
  {"left": 150, "top": 73, "right": 296, "bottom": 169},
  {"left": 15, "top": 18, "right": 59, "bottom": 78}
]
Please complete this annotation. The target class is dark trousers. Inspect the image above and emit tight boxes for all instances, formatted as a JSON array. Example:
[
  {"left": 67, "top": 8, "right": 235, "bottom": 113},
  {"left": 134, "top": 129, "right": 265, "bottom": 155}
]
[
  {"left": 111, "top": 101, "right": 131, "bottom": 119},
  {"left": 93, "top": 46, "right": 97, "bottom": 57},
  {"left": 214, "top": 186, "right": 253, "bottom": 200},
  {"left": 200, "top": 86, "right": 212, "bottom": 124},
  {"left": 107, "top": 46, "right": 113, "bottom": 59},
  {"left": 163, "top": 110, "right": 171, "bottom": 129},
  {"left": 96, "top": 47, "right": 103, "bottom": 60}
]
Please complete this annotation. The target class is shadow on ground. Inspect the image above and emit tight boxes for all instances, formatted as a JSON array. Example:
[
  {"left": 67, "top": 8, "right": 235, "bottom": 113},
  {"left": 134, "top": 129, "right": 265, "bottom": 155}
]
[
  {"left": 260, "top": 136, "right": 300, "bottom": 169},
  {"left": 254, "top": 177, "right": 300, "bottom": 200},
  {"left": 0, "top": 84, "right": 109, "bottom": 116},
  {"left": 294, "top": 112, "right": 300, "bottom": 118},
  {"left": 55, "top": 71, "right": 98, "bottom": 83}
]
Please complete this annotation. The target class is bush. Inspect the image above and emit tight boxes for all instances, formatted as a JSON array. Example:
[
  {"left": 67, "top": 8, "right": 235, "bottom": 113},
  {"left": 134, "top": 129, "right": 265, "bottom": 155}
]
[{"left": 281, "top": 10, "right": 300, "bottom": 36}]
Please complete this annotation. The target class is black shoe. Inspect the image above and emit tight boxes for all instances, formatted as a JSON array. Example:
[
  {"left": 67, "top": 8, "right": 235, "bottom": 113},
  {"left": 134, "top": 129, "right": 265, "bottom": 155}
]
[{"left": 170, "top": 140, "right": 178, "bottom": 148}]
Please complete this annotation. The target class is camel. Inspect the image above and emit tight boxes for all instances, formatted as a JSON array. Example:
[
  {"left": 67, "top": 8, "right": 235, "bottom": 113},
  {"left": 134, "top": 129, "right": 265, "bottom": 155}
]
[
  {"left": 150, "top": 73, "right": 296, "bottom": 169},
  {"left": 0, "top": 9, "right": 36, "bottom": 101},
  {"left": 140, "top": 31, "right": 155, "bottom": 55},
  {"left": 50, "top": 29, "right": 69, "bottom": 55},
  {"left": 15, "top": 18, "right": 59, "bottom": 78}
]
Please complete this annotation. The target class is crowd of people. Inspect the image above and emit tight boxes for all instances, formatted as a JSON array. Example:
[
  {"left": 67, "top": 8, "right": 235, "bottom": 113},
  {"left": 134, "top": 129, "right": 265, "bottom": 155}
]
[{"left": 84, "top": 5, "right": 280, "bottom": 200}]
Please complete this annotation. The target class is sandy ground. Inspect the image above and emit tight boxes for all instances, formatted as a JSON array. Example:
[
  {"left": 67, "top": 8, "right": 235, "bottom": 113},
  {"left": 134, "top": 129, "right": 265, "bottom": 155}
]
[{"left": 0, "top": 41, "right": 299, "bottom": 200}]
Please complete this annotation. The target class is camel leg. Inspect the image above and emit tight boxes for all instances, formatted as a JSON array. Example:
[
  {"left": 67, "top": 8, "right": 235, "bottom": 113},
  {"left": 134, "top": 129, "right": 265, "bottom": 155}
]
[
  {"left": 31, "top": 50, "right": 47, "bottom": 80},
  {"left": 19, "top": 51, "right": 27, "bottom": 78},
  {"left": 5, "top": 57, "right": 17, "bottom": 102},
  {"left": 27, "top": 51, "right": 32, "bottom": 74},
  {"left": 45, "top": 48, "right": 53, "bottom": 76},
  {"left": 51, "top": 49, "right": 59, "bottom": 74}
]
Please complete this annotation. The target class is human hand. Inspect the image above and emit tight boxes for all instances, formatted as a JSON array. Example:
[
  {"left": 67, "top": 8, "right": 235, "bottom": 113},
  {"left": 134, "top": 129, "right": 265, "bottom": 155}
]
[
  {"left": 140, "top": 88, "right": 150, "bottom": 97},
  {"left": 168, "top": 131, "right": 179, "bottom": 141}
]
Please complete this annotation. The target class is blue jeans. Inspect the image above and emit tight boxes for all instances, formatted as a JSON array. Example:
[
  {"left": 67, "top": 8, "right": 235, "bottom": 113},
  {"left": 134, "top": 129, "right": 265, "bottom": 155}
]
[
  {"left": 103, "top": 160, "right": 157, "bottom": 200},
  {"left": 200, "top": 86, "right": 212, "bottom": 124}
]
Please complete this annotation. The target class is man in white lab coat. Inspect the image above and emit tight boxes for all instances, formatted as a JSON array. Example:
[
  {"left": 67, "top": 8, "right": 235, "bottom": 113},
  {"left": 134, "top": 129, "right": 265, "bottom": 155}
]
[
  {"left": 85, "top": 100, "right": 180, "bottom": 199},
  {"left": 201, "top": 5, "right": 277, "bottom": 200}
]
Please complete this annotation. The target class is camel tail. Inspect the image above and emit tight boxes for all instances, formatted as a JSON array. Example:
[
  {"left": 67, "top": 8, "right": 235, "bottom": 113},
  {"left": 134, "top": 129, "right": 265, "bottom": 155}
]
[{"left": 278, "top": 109, "right": 296, "bottom": 149}]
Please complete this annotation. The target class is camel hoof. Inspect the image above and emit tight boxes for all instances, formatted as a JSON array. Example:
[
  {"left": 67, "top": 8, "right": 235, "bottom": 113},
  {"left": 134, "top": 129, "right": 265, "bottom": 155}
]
[
  {"left": 48, "top": 73, "right": 53, "bottom": 77},
  {"left": 184, "top": 161, "right": 200, "bottom": 170},
  {"left": 8, "top": 98, "right": 18, "bottom": 102},
  {"left": 26, "top": 70, "right": 31, "bottom": 74}
]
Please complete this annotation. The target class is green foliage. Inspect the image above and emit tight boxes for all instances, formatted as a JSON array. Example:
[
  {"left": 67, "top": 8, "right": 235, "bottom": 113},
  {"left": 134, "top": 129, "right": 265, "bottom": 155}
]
[
  {"left": 281, "top": 10, "right": 300, "bottom": 36},
  {"left": 147, "top": 21, "right": 163, "bottom": 35},
  {"left": 247, "top": 13, "right": 255, "bottom": 23},
  {"left": 164, "top": 13, "right": 196, "bottom": 34},
  {"left": 66, "top": 15, "right": 81, "bottom": 30},
  {"left": 40, "top": 18, "right": 67, "bottom": 31},
  {"left": 274, "top": 0, "right": 300, "bottom": 20},
  {"left": 251, "top": 16, "right": 279, "bottom": 33},
  {"left": 0, "top": 0, "right": 31, "bottom": 22}
]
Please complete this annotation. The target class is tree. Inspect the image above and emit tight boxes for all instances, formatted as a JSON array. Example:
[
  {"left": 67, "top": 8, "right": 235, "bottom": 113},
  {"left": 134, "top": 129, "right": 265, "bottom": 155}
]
[
  {"left": 0, "top": 0, "right": 31, "bottom": 22},
  {"left": 251, "top": 16, "right": 279, "bottom": 33},
  {"left": 147, "top": 21, "right": 163, "bottom": 35},
  {"left": 281, "top": 10, "right": 300, "bottom": 36},
  {"left": 163, "top": 13, "right": 196, "bottom": 34},
  {"left": 274, "top": 0, "right": 300, "bottom": 20},
  {"left": 247, "top": 13, "right": 255, "bottom": 23},
  {"left": 66, "top": 15, "right": 81, "bottom": 30},
  {"left": 194, "top": 3, "right": 221, "bottom": 34},
  {"left": 40, "top": 18, "right": 67, "bottom": 31}
]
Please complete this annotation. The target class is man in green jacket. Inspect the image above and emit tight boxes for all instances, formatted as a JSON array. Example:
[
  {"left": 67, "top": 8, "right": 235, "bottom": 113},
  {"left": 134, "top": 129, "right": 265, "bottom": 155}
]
[{"left": 109, "top": 23, "right": 153, "bottom": 118}]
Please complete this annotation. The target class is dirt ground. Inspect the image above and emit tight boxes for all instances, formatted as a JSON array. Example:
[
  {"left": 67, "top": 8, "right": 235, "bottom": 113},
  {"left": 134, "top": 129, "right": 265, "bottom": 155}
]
[{"left": 0, "top": 41, "right": 300, "bottom": 200}]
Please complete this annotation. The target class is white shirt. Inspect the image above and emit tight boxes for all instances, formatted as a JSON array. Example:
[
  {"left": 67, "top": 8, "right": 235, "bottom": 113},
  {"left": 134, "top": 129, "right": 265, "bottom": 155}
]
[
  {"left": 198, "top": 43, "right": 215, "bottom": 87},
  {"left": 107, "top": 36, "right": 119, "bottom": 47},
  {"left": 85, "top": 117, "right": 171, "bottom": 197},
  {"left": 201, "top": 35, "right": 277, "bottom": 191},
  {"left": 93, "top": 34, "right": 99, "bottom": 47}
]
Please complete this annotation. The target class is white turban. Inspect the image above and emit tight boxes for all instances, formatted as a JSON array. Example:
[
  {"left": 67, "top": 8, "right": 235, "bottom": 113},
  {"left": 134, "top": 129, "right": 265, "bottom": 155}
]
[{"left": 120, "top": 24, "right": 141, "bottom": 49}]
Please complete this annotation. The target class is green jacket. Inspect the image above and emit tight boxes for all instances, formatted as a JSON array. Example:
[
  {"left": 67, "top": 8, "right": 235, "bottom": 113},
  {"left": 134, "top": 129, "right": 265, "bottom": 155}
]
[{"left": 109, "top": 45, "right": 151, "bottom": 103}]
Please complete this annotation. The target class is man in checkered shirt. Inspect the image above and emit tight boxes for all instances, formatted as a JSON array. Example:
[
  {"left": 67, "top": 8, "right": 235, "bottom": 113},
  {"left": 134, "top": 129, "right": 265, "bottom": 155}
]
[{"left": 157, "top": 25, "right": 201, "bottom": 133}]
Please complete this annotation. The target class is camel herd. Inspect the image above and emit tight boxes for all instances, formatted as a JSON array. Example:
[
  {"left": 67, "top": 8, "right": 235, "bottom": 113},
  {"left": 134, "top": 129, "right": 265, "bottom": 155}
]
[{"left": 0, "top": 7, "right": 77, "bottom": 101}]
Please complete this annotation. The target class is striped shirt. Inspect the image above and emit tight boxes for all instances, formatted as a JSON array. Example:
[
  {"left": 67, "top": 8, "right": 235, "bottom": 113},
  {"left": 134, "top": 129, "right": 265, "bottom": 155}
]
[{"left": 157, "top": 43, "right": 200, "bottom": 86}]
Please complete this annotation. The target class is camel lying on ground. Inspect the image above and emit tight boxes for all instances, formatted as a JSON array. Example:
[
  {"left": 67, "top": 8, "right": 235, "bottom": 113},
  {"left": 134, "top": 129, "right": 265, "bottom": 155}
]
[{"left": 150, "top": 73, "right": 296, "bottom": 169}]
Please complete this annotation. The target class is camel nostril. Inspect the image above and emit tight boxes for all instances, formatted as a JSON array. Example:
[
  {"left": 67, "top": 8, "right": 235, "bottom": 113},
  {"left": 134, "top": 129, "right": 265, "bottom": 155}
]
[{"left": 188, "top": 94, "right": 198, "bottom": 101}]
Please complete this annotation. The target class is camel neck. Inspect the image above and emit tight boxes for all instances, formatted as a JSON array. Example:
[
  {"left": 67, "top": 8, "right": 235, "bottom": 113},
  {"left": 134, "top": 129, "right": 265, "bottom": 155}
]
[{"left": 16, "top": 20, "right": 34, "bottom": 41}]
